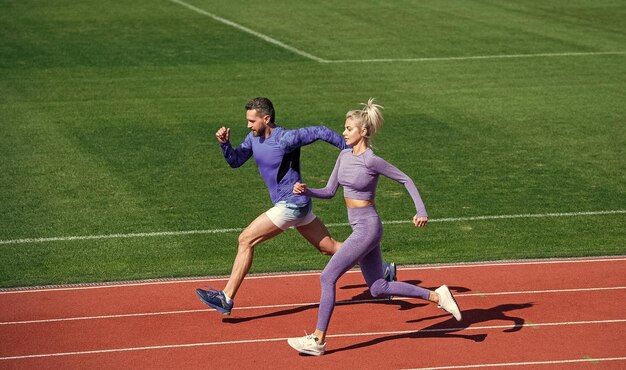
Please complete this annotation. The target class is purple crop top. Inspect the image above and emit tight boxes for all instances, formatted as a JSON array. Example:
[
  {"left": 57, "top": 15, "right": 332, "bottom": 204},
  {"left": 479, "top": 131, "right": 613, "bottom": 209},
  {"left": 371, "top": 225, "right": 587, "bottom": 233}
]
[{"left": 304, "top": 148, "right": 428, "bottom": 217}]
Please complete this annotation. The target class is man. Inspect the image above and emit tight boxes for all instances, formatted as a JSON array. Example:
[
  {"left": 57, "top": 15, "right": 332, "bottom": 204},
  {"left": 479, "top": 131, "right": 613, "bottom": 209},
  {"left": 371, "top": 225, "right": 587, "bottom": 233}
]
[{"left": 196, "top": 97, "right": 395, "bottom": 315}]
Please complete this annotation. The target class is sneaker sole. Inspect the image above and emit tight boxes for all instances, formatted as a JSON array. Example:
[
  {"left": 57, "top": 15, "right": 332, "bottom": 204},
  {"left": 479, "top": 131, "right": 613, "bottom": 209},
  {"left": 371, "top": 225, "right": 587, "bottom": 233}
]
[
  {"left": 438, "top": 285, "right": 462, "bottom": 321},
  {"left": 195, "top": 289, "right": 232, "bottom": 316},
  {"left": 287, "top": 340, "right": 324, "bottom": 356},
  {"left": 387, "top": 263, "right": 397, "bottom": 300},
  {"left": 384, "top": 263, "right": 397, "bottom": 282},
  {"left": 449, "top": 294, "right": 461, "bottom": 321}
]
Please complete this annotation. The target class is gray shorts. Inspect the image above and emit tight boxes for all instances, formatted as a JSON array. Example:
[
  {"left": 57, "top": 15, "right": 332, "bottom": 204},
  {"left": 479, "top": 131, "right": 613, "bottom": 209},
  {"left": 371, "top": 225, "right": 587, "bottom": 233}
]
[{"left": 265, "top": 201, "right": 316, "bottom": 230}]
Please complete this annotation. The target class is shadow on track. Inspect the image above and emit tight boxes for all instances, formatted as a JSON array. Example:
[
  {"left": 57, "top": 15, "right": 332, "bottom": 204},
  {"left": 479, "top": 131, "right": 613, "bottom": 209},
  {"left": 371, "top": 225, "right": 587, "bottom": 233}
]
[
  {"left": 222, "top": 280, "right": 434, "bottom": 324},
  {"left": 324, "top": 302, "right": 534, "bottom": 355}
]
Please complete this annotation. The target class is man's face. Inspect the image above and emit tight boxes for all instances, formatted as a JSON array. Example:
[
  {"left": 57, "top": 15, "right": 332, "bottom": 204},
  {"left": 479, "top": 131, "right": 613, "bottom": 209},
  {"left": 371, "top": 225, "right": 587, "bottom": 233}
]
[{"left": 246, "top": 109, "right": 271, "bottom": 137}]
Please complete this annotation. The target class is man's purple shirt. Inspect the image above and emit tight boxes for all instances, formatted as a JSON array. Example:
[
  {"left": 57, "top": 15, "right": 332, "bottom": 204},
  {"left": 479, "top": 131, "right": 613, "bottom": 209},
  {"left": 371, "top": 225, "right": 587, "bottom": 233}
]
[{"left": 220, "top": 126, "right": 349, "bottom": 205}]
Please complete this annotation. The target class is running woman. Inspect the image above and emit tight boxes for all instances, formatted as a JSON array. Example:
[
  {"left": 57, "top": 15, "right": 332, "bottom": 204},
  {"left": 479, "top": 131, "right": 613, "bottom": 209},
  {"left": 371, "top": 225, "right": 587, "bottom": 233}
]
[
  {"left": 287, "top": 98, "right": 462, "bottom": 356},
  {"left": 196, "top": 97, "right": 396, "bottom": 316}
]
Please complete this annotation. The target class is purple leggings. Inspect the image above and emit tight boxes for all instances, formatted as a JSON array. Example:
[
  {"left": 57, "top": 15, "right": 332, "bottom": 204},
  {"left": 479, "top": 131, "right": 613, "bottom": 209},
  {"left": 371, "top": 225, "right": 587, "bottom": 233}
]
[{"left": 316, "top": 205, "right": 431, "bottom": 331}]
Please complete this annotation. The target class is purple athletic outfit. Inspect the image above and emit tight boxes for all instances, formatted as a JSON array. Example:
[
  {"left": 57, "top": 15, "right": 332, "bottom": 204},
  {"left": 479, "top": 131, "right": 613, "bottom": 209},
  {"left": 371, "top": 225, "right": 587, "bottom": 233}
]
[
  {"left": 221, "top": 126, "right": 348, "bottom": 205},
  {"left": 304, "top": 148, "right": 430, "bottom": 331}
]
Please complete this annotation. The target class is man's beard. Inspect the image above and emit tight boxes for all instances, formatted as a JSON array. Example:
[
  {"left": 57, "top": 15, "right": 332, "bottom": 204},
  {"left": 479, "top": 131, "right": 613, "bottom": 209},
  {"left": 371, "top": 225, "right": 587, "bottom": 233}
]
[{"left": 252, "top": 126, "right": 265, "bottom": 137}]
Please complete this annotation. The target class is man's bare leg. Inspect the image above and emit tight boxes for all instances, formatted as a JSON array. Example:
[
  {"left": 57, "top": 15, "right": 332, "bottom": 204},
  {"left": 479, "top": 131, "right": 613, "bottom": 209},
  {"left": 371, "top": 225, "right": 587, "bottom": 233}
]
[
  {"left": 223, "top": 213, "right": 283, "bottom": 299},
  {"left": 296, "top": 217, "right": 342, "bottom": 256}
]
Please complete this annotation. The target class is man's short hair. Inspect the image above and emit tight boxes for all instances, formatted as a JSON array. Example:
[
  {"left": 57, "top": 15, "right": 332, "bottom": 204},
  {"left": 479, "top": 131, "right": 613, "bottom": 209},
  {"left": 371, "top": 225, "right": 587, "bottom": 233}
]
[{"left": 245, "top": 97, "right": 275, "bottom": 123}]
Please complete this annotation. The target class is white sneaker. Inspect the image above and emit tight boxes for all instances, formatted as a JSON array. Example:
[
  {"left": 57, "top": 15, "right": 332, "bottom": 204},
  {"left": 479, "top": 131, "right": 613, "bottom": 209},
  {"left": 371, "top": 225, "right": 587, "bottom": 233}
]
[
  {"left": 435, "top": 285, "right": 462, "bottom": 321},
  {"left": 287, "top": 333, "right": 326, "bottom": 356}
]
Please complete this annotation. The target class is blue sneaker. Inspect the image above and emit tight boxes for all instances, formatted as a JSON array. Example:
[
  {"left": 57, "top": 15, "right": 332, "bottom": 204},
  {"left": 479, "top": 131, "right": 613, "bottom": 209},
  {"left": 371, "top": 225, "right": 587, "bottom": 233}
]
[
  {"left": 196, "top": 288, "right": 233, "bottom": 315},
  {"left": 383, "top": 262, "right": 397, "bottom": 282}
]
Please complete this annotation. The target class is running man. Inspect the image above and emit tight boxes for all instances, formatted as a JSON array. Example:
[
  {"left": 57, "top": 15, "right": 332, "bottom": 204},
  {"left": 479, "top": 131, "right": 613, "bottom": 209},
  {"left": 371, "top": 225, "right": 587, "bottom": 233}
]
[{"left": 196, "top": 97, "right": 396, "bottom": 315}]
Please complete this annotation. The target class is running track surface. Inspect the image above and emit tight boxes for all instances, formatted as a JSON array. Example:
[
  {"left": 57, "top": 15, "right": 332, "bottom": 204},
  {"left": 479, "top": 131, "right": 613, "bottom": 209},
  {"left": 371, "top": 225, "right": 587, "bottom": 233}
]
[{"left": 1, "top": 257, "right": 625, "bottom": 369}]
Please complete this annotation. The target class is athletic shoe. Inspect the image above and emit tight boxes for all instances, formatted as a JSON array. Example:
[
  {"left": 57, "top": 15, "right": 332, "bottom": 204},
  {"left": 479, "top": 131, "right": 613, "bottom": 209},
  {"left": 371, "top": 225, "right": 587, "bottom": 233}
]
[
  {"left": 287, "top": 333, "right": 326, "bottom": 356},
  {"left": 435, "top": 285, "right": 462, "bottom": 321},
  {"left": 196, "top": 288, "right": 233, "bottom": 315},
  {"left": 383, "top": 262, "right": 397, "bottom": 282}
]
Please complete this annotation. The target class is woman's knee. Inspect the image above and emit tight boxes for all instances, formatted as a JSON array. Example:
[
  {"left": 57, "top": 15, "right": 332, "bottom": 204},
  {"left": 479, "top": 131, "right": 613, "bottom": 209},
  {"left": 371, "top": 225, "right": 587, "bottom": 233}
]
[
  {"left": 320, "top": 268, "right": 340, "bottom": 288},
  {"left": 370, "top": 279, "right": 389, "bottom": 298}
]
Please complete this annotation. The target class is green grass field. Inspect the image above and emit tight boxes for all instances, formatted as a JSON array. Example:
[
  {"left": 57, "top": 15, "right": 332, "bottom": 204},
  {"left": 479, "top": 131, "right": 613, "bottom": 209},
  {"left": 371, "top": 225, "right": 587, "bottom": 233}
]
[{"left": 1, "top": 0, "right": 625, "bottom": 288}]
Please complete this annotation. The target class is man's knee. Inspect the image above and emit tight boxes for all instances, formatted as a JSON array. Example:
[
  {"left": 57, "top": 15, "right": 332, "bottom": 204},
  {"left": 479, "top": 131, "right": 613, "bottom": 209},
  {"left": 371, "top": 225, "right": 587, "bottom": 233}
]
[
  {"left": 237, "top": 232, "right": 256, "bottom": 253},
  {"left": 318, "top": 237, "right": 341, "bottom": 256}
]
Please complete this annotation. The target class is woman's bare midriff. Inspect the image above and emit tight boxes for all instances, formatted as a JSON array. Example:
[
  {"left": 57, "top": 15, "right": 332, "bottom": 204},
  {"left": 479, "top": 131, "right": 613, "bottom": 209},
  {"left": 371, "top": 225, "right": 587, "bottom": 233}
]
[{"left": 345, "top": 198, "right": 375, "bottom": 208}]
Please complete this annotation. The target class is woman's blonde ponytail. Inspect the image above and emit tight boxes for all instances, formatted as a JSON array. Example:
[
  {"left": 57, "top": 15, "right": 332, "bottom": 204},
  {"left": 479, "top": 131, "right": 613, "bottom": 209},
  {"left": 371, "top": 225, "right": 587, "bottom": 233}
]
[{"left": 346, "top": 98, "right": 384, "bottom": 146}]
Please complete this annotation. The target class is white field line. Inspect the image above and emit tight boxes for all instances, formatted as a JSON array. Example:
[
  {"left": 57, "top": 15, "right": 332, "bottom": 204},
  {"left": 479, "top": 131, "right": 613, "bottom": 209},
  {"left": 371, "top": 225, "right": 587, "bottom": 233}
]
[
  {"left": 1, "top": 319, "right": 624, "bottom": 361},
  {"left": 328, "top": 51, "right": 626, "bottom": 63},
  {"left": 403, "top": 356, "right": 626, "bottom": 370},
  {"left": 1, "top": 209, "right": 624, "bottom": 246},
  {"left": 166, "top": 0, "right": 626, "bottom": 64},
  {"left": 166, "top": 0, "right": 327, "bottom": 62},
  {"left": 1, "top": 286, "right": 624, "bottom": 326},
  {"left": 1, "top": 256, "right": 625, "bottom": 294}
]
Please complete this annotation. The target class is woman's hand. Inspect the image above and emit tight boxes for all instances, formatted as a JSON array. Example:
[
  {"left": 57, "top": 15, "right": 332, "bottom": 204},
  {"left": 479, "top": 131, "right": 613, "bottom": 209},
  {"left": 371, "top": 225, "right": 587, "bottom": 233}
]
[
  {"left": 413, "top": 215, "right": 428, "bottom": 227},
  {"left": 293, "top": 182, "right": 307, "bottom": 194}
]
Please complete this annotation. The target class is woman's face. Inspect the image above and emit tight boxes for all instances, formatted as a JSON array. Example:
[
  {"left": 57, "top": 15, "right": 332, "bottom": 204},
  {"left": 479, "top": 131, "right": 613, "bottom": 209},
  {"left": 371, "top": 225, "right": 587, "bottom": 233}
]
[{"left": 343, "top": 118, "right": 365, "bottom": 147}]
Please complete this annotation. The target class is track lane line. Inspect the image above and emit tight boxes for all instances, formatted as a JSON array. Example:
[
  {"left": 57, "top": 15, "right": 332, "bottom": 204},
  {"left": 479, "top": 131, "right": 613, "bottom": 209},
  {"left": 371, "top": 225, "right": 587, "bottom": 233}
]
[
  {"left": 1, "top": 256, "right": 624, "bottom": 294},
  {"left": 2, "top": 286, "right": 624, "bottom": 326},
  {"left": 402, "top": 356, "right": 626, "bottom": 369},
  {"left": 1, "top": 319, "right": 624, "bottom": 361}
]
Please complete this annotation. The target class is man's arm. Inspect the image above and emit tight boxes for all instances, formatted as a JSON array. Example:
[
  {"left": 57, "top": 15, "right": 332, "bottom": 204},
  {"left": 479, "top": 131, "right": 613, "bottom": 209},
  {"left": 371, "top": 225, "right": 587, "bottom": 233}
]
[
  {"left": 279, "top": 126, "right": 349, "bottom": 153},
  {"left": 216, "top": 127, "right": 252, "bottom": 168}
]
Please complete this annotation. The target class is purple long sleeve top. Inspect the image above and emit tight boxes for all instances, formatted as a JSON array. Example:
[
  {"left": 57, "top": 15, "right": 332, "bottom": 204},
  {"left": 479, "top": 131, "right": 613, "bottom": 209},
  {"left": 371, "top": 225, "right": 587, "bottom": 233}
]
[
  {"left": 220, "top": 125, "right": 349, "bottom": 205},
  {"left": 304, "top": 148, "right": 428, "bottom": 217}
]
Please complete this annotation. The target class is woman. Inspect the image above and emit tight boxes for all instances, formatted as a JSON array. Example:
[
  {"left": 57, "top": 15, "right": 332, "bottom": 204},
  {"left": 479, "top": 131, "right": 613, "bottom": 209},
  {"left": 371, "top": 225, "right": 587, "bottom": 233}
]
[{"left": 287, "top": 99, "right": 462, "bottom": 356}]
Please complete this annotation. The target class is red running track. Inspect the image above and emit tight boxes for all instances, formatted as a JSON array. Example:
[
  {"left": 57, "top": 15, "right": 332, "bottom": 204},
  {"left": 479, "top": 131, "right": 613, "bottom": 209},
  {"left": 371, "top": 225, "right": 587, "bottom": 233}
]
[{"left": 1, "top": 257, "right": 625, "bottom": 369}]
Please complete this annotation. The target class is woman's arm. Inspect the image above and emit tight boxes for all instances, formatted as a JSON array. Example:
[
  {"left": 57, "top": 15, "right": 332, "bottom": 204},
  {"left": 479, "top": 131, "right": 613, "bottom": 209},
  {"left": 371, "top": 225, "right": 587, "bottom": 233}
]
[
  {"left": 293, "top": 154, "right": 341, "bottom": 199},
  {"left": 368, "top": 154, "right": 428, "bottom": 219}
]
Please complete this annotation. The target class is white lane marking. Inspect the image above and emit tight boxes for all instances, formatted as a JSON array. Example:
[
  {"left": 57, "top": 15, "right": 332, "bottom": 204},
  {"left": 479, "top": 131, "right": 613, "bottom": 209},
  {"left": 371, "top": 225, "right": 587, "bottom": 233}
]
[
  {"left": 1, "top": 319, "right": 624, "bottom": 361},
  {"left": 1, "top": 286, "right": 624, "bottom": 325},
  {"left": 402, "top": 356, "right": 626, "bottom": 369},
  {"left": 1, "top": 256, "right": 624, "bottom": 294}
]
